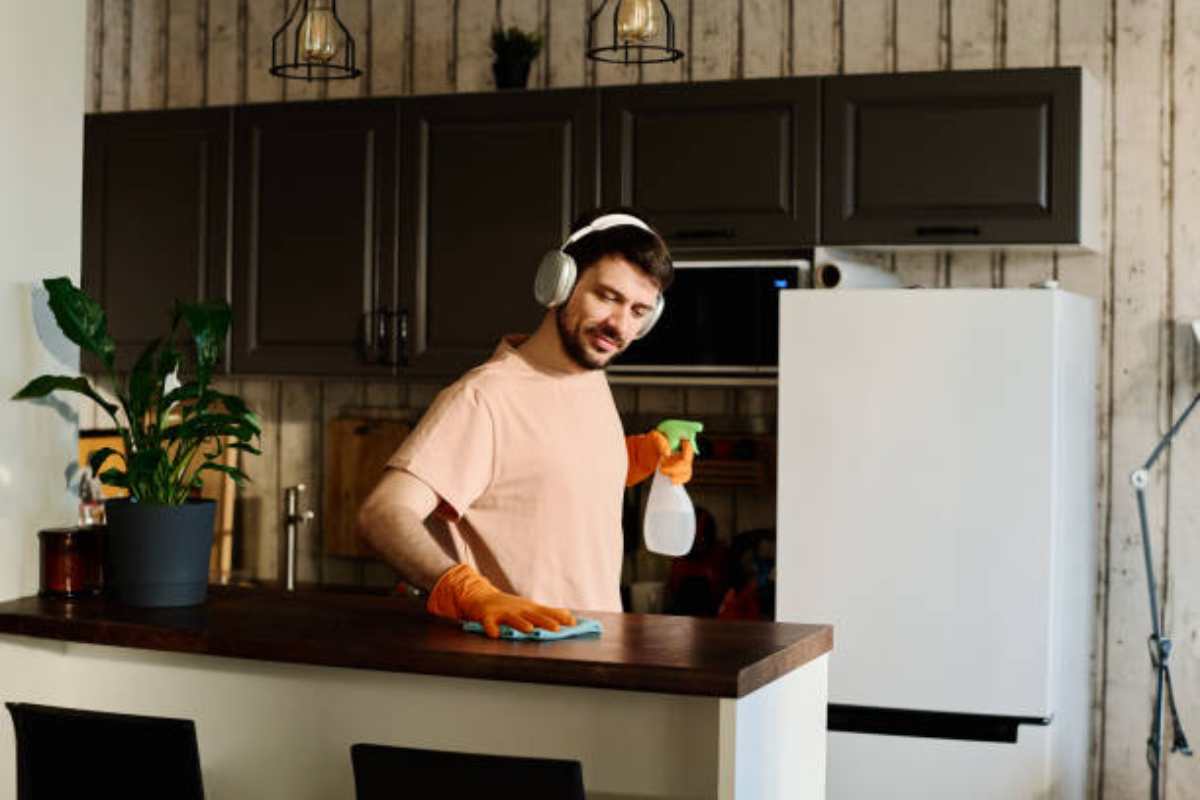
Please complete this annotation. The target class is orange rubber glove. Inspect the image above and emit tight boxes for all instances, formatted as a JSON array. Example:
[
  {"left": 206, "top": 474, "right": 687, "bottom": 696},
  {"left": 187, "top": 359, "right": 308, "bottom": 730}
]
[
  {"left": 426, "top": 563, "right": 577, "bottom": 639},
  {"left": 625, "top": 431, "right": 695, "bottom": 487}
]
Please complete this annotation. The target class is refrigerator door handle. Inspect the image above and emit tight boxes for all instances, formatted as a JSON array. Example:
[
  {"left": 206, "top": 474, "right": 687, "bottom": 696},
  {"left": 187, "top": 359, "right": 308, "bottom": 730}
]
[{"left": 827, "top": 704, "right": 1052, "bottom": 744}]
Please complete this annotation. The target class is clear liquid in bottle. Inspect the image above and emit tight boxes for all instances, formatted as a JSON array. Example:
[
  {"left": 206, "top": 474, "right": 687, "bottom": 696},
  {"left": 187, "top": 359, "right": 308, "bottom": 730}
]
[{"left": 643, "top": 471, "right": 696, "bottom": 556}]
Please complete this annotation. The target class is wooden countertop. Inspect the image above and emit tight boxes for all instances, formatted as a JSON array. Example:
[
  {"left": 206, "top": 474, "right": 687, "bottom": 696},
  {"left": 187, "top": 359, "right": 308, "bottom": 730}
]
[{"left": 0, "top": 587, "right": 831, "bottom": 699}]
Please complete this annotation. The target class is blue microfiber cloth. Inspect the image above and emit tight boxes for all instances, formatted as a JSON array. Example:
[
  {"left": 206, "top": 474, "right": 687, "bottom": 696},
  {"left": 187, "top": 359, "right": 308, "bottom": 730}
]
[{"left": 462, "top": 617, "right": 603, "bottom": 641}]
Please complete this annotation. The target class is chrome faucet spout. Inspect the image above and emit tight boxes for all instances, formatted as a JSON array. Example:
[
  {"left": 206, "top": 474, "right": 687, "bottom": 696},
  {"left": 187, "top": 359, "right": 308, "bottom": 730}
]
[{"left": 283, "top": 484, "right": 315, "bottom": 592}]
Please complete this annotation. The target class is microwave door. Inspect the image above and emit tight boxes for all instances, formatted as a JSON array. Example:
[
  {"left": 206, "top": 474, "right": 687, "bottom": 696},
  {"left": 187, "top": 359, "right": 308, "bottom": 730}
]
[{"left": 611, "top": 260, "right": 808, "bottom": 374}]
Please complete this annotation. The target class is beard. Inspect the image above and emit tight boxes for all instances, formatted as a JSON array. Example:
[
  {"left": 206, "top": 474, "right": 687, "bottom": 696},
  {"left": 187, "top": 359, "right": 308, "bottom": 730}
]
[{"left": 556, "top": 306, "right": 626, "bottom": 370}]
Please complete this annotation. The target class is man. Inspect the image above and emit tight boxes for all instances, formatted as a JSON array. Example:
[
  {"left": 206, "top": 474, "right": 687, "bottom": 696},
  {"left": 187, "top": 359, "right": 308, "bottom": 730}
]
[{"left": 356, "top": 210, "right": 696, "bottom": 638}]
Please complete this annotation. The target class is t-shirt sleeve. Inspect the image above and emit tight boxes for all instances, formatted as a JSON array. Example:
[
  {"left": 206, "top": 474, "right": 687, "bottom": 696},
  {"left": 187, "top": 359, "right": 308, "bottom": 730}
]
[{"left": 386, "top": 382, "right": 495, "bottom": 520}]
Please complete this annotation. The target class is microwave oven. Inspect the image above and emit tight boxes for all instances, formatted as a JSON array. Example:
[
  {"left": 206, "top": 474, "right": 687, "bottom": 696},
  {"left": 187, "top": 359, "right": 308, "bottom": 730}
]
[{"left": 608, "top": 259, "right": 811, "bottom": 375}]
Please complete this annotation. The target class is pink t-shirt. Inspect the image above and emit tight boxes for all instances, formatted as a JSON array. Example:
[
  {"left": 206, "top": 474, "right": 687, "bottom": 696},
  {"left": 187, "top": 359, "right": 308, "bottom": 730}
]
[{"left": 387, "top": 337, "right": 627, "bottom": 612}]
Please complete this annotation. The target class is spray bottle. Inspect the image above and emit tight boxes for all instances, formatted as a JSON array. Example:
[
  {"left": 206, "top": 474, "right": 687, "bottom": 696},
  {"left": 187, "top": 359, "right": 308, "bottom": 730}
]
[{"left": 643, "top": 420, "right": 703, "bottom": 557}]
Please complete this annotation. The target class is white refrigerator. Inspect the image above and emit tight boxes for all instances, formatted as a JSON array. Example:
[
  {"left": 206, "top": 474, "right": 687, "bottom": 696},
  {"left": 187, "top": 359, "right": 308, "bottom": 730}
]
[{"left": 775, "top": 289, "right": 1097, "bottom": 798}]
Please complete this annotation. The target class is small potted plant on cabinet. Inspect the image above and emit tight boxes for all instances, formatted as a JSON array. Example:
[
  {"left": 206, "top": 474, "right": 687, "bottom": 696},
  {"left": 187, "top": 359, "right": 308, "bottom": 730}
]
[
  {"left": 491, "top": 26, "right": 543, "bottom": 89},
  {"left": 12, "top": 278, "right": 260, "bottom": 607}
]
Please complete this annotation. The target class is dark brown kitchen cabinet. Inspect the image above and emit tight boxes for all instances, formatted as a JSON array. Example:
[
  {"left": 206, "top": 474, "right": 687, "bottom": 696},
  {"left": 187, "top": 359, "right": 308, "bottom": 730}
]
[
  {"left": 601, "top": 78, "right": 819, "bottom": 254},
  {"left": 82, "top": 109, "right": 231, "bottom": 372},
  {"left": 822, "top": 67, "right": 1101, "bottom": 248},
  {"left": 231, "top": 99, "right": 399, "bottom": 375},
  {"left": 399, "top": 89, "right": 599, "bottom": 375}
]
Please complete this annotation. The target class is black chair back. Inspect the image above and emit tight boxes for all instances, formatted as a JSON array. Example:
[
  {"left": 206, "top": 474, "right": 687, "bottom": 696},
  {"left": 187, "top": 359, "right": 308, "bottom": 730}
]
[
  {"left": 351, "top": 743, "right": 585, "bottom": 800},
  {"left": 6, "top": 702, "right": 205, "bottom": 800}
]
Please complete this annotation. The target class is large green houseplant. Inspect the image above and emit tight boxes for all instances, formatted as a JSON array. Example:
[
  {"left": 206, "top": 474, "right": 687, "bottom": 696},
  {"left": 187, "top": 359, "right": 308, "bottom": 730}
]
[{"left": 12, "top": 277, "right": 260, "bottom": 607}]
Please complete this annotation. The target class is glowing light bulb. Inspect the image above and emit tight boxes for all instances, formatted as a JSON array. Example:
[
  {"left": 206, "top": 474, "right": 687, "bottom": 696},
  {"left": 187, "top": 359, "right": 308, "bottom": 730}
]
[
  {"left": 299, "top": 2, "right": 339, "bottom": 64},
  {"left": 617, "top": 0, "right": 660, "bottom": 44}
]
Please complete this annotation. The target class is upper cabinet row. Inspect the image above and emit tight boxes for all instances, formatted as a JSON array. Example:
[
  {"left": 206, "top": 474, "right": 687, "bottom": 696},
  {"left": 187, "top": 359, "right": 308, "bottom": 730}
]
[{"left": 82, "top": 67, "right": 1099, "bottom": 375}]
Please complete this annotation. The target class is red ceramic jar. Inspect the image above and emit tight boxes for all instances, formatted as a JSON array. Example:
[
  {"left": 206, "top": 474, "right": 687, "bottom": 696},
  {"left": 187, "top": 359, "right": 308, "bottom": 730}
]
[{"left": 38, "top": 526, "right": 105, "bottom": 598}]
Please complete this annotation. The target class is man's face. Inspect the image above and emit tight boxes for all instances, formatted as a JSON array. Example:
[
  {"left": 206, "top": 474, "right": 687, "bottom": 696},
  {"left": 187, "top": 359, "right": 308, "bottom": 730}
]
[{"left": 556, "top": 254, "right": 661, "bottom": 370}]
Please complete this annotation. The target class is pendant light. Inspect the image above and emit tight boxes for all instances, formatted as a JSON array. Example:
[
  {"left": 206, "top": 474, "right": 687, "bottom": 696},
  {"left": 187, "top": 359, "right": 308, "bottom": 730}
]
[
  {"left": 270, "top": 0, "right": 363, "bottom": 81},
  {"left": 586, "top": 0, "right": 684, "bottom": 64}
]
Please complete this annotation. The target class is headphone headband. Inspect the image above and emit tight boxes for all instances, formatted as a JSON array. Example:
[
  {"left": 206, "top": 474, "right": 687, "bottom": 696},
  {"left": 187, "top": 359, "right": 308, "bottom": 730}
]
[{"left": 562, "top": 213, "right": 654, "bottom": 249}]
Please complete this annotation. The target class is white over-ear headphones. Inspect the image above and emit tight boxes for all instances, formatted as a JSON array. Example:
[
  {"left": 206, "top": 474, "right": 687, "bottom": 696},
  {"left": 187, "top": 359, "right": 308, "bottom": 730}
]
[{"left": 533, "top": 213, "right": 666, "bottom": 339}]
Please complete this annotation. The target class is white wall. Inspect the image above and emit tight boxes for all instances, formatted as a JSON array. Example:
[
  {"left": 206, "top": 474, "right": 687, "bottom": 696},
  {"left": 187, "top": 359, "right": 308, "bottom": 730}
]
[{"left": 0, "top": 5, "right": 85, "bottom": 602}]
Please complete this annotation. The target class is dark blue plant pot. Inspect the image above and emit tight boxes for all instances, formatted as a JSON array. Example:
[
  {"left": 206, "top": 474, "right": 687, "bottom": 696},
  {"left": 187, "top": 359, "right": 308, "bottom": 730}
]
[{"left": 104, "top": 498, "right": 215, "bottom": 608}]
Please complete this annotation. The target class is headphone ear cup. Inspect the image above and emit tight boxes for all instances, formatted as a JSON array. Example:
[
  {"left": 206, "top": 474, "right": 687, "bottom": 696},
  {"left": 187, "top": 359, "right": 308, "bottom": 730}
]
[
  {"left": 534, "top": 250, "right": 577, "bottom": 307},
  {"left": 636, "top": 294, "right": 665, "bottom": 339}
]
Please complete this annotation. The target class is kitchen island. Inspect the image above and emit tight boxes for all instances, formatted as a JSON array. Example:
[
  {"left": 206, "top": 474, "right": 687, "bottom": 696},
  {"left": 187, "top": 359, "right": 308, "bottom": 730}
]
[{"left": 0, "top": 587, "right": 831, "bottom": 799}]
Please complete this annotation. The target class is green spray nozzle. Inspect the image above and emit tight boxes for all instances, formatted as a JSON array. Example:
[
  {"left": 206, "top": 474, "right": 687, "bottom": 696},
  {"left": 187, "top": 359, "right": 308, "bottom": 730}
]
[{"left": 656, "top": 419, "right": 703, "bottom": 456}]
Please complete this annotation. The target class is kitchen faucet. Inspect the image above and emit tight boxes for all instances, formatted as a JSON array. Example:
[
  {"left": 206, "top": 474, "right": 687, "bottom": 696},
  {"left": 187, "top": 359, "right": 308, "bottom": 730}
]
[{"left": 283, "top": 485, "right": 315, "bottom": 592}]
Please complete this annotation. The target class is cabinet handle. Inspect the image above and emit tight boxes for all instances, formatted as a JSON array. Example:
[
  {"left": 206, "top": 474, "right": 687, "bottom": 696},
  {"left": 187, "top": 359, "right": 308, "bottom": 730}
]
[
  {"left": 672, "top": 227, "right": 736, "bottom": 240},
  {"left": 385, "top": 309, "right": 408, "bottom": 368},
  {"left": 915, "top": 225, "right": 982, "bottom": 237},
  {"left": 375, "top": 307, "right": 388, "bottom": 355},
  {"left": 357, "top": 312, "right": 375, "bottom": 364},
  {"left": 358, "top": 309, "right": 391, "bottom": 365}
]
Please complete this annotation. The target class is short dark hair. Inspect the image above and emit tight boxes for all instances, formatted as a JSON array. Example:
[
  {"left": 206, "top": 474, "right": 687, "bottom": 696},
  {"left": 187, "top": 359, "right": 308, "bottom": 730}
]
[{"left": 562, "top": 207, "right": 673, "bottom": 291}]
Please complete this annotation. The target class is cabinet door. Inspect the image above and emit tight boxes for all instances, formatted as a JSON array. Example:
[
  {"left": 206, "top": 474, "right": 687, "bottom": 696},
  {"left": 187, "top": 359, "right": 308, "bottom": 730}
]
[
  {"left": 232, "top": 100, "right": 398, "bottom": 375},
  {"left": 602, "top": 78, "right": 819, "bottom": 254},
  {"left": 400, "top": 90, "right": 599, "bottom": 375},
  {"left": 822, "top": 67, "right": 1088, "bottom": 246},
  {"left": 81, "top": 109, "right": 231, "bottom": 372}
]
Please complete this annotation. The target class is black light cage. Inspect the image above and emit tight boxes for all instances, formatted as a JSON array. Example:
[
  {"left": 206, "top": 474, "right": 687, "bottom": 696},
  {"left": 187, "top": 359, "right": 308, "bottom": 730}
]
[
  {"left": 586, "top": 0, "right": 685, "bottom": 65},
  {"left": 270, "top": 0, "right": 363, "bottom": 81}
]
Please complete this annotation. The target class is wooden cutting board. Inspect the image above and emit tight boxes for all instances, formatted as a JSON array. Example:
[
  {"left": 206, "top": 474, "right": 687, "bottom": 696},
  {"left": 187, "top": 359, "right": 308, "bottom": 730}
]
[{"left": 322, "top": 417, "right": 412, "bottom": 558}]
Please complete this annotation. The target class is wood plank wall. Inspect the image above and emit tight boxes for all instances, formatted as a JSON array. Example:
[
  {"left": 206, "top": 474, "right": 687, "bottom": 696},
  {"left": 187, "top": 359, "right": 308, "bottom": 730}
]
[{"left": 82, "top": 2, "right": 1196, "bottom": 794}]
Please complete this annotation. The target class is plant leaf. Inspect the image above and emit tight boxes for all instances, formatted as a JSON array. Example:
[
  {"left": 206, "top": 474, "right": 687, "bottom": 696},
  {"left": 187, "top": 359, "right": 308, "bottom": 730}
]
[
  {"left": 177, "top": 301, "right": 231, "bottom": 386},
  {"left": 98, "top": 467, "right": 131, "bottom": 489},
  {"left": 193, "top": 461, "right": 251, "bottom": 486},
  {"left": 42, "top": 277, "right": 116, "bottom": 369},
  {"left": 11, "top": 375, "right": 118, "bottom": 419},
  {"left": 88, "top": 446, "right": 125, "bottom": 476}
]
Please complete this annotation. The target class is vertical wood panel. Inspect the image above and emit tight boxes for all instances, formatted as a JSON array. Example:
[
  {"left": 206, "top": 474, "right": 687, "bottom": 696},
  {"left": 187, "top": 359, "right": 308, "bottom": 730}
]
[
  {"left": 279, "top": 382, "right": 322, "bottom": 583},
  {"left": 949, "top": 0, "right": 997, "bottom": 70},
  {"left": 1166, "top": 2, "right": 1200, "bottom": 794},
  {"left": 892, "top": 0, "right": 945, "bottom": 289},
  {"left": 948, "top": 0, "right": 999, "bottom": 288},
  {"left": 326, "top": 0, "right": 370, "bottom": 98},
  {"left": 129, "top": 0, "right": 167, "bottom": 110},
  {"left": 238, "top": 379, "right": 281, "bottom": 580},
  {"left": 546, "top": 0, "right": 587, "bottom": 87},
  {"left": 1056, "top": 0, "right": 1115, "bottom": 791},
  {"left": 365, "top": 380, "right": 406, "bottom": 407},
  {"left": 87, "top": 0, "right": 104, "bottom": 112},
  {"left": 894, "top": 0, "right": 941, "bottom": 70},
  {"left": 101, "top": 0, "right": 130, "bottom": 111},
  {"left": 501, "top": 0, "right": 545, "bottom": 88},
  {"left": 1104, "top": 0, "right": 1173, "bottom": 796},
  {"left": 742, "top": 0, "right": 788, "bottom": 78},
  {"left": 841, "top": 0, "right": 890, "bottom": 74},
  {"left": 457, "top": 0, "right": 497, "bottom": 92},
  {"left": 690, "top": 0, "right": 739, "bottom": 80},
  {"left": 791, "top": 0, "right": 839, "bottom": 76},
  {"left": 371, "top": 0, "right": 409, "bottom": 95},
  {"left": 412, "top": 0, "right": 457, "bottom": 93},
  {"left": 167, "top": 0, "right": 206, "bottom": 108},
  {"left": 246, "top": 0, "right": 286, "bottom": 102},
  {"left": 207, "top": 0, "right": 243, "bottom": 105}
]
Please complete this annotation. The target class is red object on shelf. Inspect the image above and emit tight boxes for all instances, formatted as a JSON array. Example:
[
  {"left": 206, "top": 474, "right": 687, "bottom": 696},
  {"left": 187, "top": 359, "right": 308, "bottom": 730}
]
[{"left": 38, "top": 526, "right": 105, "bottom": 598}]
